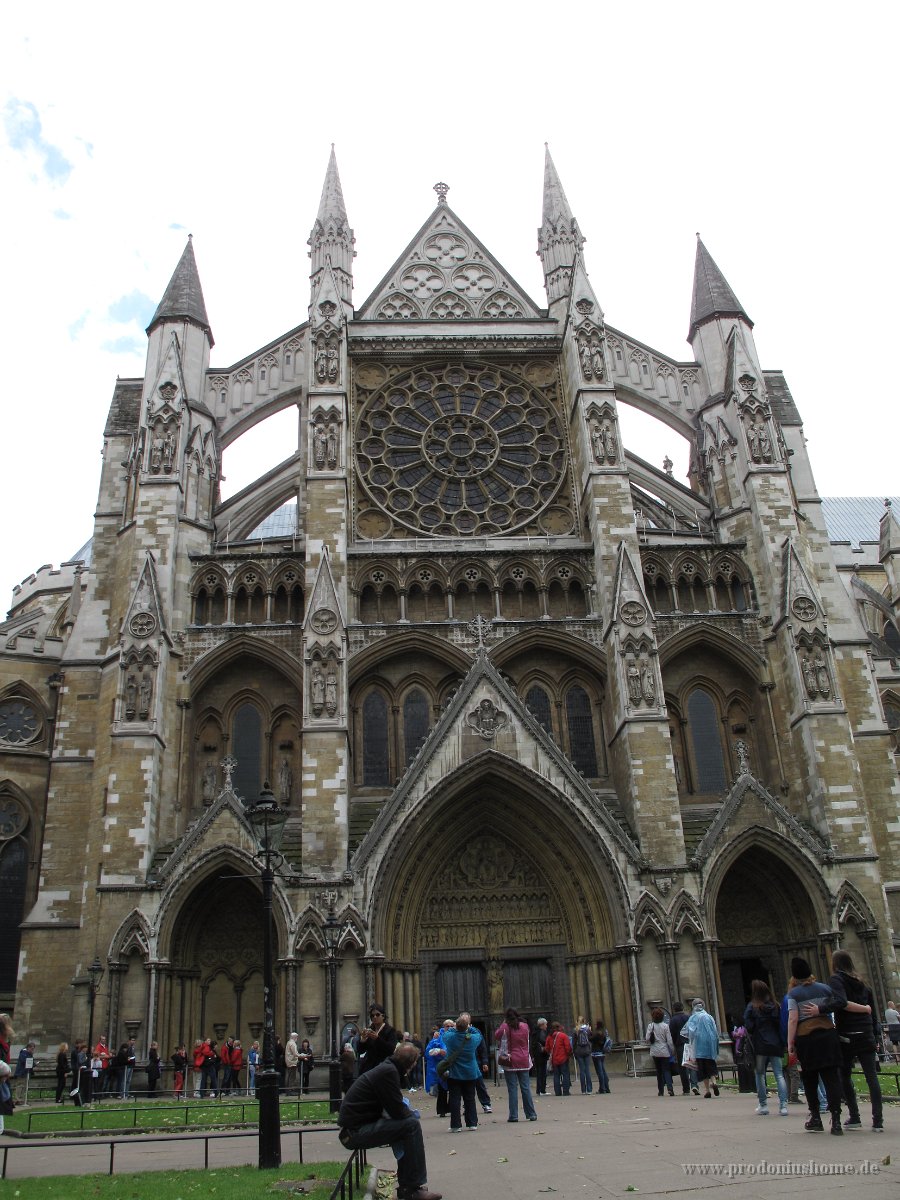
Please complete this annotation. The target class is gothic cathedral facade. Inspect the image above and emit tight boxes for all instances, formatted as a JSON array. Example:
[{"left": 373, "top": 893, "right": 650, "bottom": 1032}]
[{"left": 2, "top": 150, "right": 900, "bottom": 1052}]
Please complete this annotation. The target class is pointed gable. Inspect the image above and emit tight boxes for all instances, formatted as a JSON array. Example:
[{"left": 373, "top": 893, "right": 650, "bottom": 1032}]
[
  {"left": 357, "top": 200, "right": 543, "bottom": 322},
  {"left": 147, "top": 237, "right": 213, "bottom": 346},
  {"left": 688, "top": 238, "right": 750, "bottom": 342}
]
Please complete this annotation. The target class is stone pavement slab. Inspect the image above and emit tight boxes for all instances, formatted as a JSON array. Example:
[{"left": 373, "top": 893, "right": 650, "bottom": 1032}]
[{"left": 1, "top": 1080, "right": 896, "bottom": 1197}]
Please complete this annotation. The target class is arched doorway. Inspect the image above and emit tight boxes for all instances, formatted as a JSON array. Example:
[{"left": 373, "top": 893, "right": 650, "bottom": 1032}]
[
  {"left": 713, "top": 844, "right": 821, "bottom": 1026},
  {"left": 166, "top": 870, "right": 271, "bottom": 1049}
]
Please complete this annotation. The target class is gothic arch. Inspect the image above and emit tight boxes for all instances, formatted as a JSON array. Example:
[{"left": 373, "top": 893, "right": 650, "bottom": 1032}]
[
  {"left": 834, "top": 880, "right": 880, "bottom": 934},
  {"left": 108, "top": 909, "right": 152, "bottom": 963},
  {"left": 633, "top": 894, "right": 667, "bottom": 941},
  {"left": 348, "top": 631, "right": 470, "bottom": 684},
  {"left": 669, "top": 891, "right": 704, "bottom": 938},
  {"left": 492, "top": 627, "right": 608, "bottom": 678},
  {"left": 657, "top": 621, "right": 767, "bottom": 676},
  {"left": 189, "top": 633, "right": 303, "bottom": 694}
]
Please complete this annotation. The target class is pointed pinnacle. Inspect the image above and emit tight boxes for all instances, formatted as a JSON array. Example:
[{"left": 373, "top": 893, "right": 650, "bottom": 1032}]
[
  {"left": 688, "top": 238, "right": 751, "bottom": 341},
  {"left": 147, "top": 237, "right": 213, "bottom": 345},
  {"left": 542, "top": 145, "right": 576, "bottom": 229},
  {"left": 317, "top": 145, "right": 348, "bottom": 226}
]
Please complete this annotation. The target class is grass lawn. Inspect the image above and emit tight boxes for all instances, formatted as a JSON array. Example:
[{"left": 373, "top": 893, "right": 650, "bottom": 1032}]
[
  {"left": 0, "top": 1162, "right": 353, "bottom": 1199},
  {"left": 4, "top": 1098, "right": 333, "bottom": 1136}
]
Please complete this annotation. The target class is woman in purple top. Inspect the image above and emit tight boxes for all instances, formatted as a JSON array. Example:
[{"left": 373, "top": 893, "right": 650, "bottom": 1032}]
[{"left": 494, "top": 1007, "right": 537, "bottom": 1122}]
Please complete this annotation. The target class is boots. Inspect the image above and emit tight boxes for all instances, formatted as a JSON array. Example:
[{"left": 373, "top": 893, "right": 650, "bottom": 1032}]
[
  {"left": 830, "top": 1111, "right": 843, "bottom": 1136},
  {"left": 804, "top": 1111, "right": 823, "bottom": 1132}
]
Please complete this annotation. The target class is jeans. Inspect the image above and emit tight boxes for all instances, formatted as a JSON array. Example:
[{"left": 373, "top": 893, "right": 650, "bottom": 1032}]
[
  {"left": 201, "top": 1062, "right": 218, "bottom": 1096},
  {"left": 591, "top": 1054, "right": 611, "bottom": 1092},
  {"left": 340, "top": 1115, "right": 427, "bottom": 1195},
  {"left": 652, "top": 1056, "right": 673, "bottom": 1094},
  {"left": 552, "top": 1062, "right": 571, "bottom": 1095},
  {"left": 248, "top": 1065, "right": 256, "bottom": 1094},
  {"left": 448, "top": 1077, "right": 477, "bottom": 1128},
  {"left": 754, "top": 1054, "right": 788, "bottom": 1108},
  {"left": 574, "top": 1054, "right": 593, "bottom": 1093},
  {"left": 840, "top": 1047, "right": 882, "bottom": 1126},
  {"left": 535, "top": 1056, "right": 549, "bottom": 1094},
  {"left": 504, "top": 1069, "right": 537, "bottom": 1120}
]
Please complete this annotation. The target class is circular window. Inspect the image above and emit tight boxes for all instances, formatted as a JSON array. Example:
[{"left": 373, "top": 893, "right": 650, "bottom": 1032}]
[
  {"left": 0, "top": 699, "right": 40, "bottom": 746},
  {"left": 355, "top": 361, "right": 567, "bottom": 536}
]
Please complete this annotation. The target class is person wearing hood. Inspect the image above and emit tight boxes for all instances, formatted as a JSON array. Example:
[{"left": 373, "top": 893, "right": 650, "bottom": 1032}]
[
  {"left": 786, "top": 955, "right": 871, "bottom": 1136},
  {"left": 743, "top": 980, "right": 787, "bottom": 1116},
  {"left": 826, "top": 951, "right": 883, "bottom": 1131},
  {"left": 684, "top": 999, "right": 720, "bottom": 1098}
]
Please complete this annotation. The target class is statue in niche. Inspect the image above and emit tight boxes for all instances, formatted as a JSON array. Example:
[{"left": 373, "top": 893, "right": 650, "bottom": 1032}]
[
  {"left": 591, "top": 422, "right": 605, "bottom": 464},
  {"left": 315, "top": 342, "right": 328, "bottom": 383},
  {"left": 138, "top": 672, "right": 153, "bottom": 719},
  {"left": 579, "top": 338, "right": 593, "bottom": 380},
  {"left": 641, "top": 660, "right": 656, "bottom": 705},
  {"left": 801, "top": 654, "right": 818, "bottom": 700},
  {"left": 602, "top": 421, "right": 617, "bottom": 461},
  {"left": 149, "top": 432, "right": 165, "bottom": 473},
  {"left": 325, "top": 665, "right": 338, "bottom": 717},
  {"left": 487, "top": 959, "right": 504, "bottom": 1013},
  {"left": 590, "top": 341, "right": 605, "bottom": 380},
  {"left": 313, "top": 419, "right": 327, "bottom": 469},
  {"left": 202, "top": 761, "right": 218, "bottom": 804},
  {"left": 814, "top": 651, "right": 831, "bottom": 698},
  {"left": 278, "top": 757, "right": 292, "bottom": 803},
  {"left": 627, "top": 658, "right": 642, "bottom": 705},
  {"left": 758, "top": 423, "right": 772, "bottom": 463},
  {"left": 326, "top": 341, "right": 339, "bottom": 383},
  {"left": 125, "top": 674, "right": 137, "bottom": 719},
  {"left": 163, "top": 430, "right": 176, "bottom": 473},
  {"left": 311, "top": 665, "right": 325, "bottom": 715},
  {"left": 747, "top": 422, "right": 760, "bottom": 462},
  {"left": 326, "top": 422, "right": 339, "bottom": 468}
]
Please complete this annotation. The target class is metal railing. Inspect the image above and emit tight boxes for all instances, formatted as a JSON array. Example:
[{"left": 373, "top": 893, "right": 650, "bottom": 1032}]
[
  {"left": 16, "top": 1096, "right": 327, "bottom": 1135},
  {"left": 329, "top": 1147, "right": 369, "bottom": 1200}
]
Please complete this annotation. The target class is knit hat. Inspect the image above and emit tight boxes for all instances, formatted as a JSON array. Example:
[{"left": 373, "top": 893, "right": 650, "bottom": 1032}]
[{"left": 791, "top": 956, "right": 812, "bottom": 980}]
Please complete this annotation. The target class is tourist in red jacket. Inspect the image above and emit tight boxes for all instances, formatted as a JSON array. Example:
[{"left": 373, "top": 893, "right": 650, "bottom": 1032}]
[
  {"left": 230, "top": 1040, "right": 244, "bottom": 1093},
  {"left": 544, "top": 1022, "right": 573, "bottom": 1096}
]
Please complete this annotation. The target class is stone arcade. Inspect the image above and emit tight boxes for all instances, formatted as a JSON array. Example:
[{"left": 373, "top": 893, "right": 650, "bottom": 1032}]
[{"left": 2, "top": 150, "right": 900, "bottom": 1054}]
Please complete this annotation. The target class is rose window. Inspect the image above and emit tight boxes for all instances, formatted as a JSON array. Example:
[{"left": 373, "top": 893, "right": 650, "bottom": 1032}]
[{"left": 355, "top": 361, "right": 568, "bottom": 537}]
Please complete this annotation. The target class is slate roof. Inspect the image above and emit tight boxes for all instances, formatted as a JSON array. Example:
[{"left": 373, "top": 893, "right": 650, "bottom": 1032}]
[
  {"left": 104, "top": 378, "right": 143, "bottom": 437},
  {"left": 147, "top": 237, "right": 213, "bottom": 346},
  {"left": 820, "top": 497, "right": 900, "bottom": 548},
  {"left": 763, "top": 371, "right": 802, "bottom": 425},
  {"left": 689, "top": 238, "right": 751, "bottom": 341}
]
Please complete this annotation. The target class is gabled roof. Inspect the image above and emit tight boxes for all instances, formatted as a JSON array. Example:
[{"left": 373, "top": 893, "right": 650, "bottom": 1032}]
[{"left": 356, "top": 199, "right": 543, "bottom": 321}]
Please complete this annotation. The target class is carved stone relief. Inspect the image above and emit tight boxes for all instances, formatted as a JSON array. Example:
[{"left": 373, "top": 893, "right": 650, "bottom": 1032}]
[{"left": 465, "top": 698, "right": 508, "bottom": 739}]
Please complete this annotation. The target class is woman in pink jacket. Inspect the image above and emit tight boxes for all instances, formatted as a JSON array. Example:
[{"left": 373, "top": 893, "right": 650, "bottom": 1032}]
[{"left": 494, "top": 1007, "right": 538, "bottom": 1121}]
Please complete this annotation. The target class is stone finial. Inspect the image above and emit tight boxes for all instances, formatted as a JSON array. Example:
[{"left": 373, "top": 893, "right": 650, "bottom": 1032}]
[{"left": 433, "top": 181, "right": 450, "bottom": 204}]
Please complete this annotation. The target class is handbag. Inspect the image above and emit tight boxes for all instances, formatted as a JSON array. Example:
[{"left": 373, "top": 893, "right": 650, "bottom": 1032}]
[{"left": 497, "top": 1031, "right": 511, "bottom": 1069}]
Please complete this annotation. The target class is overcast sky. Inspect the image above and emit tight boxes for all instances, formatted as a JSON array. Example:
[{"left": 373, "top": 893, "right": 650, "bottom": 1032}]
[{"left": 1, "top": 1, "right": 896, "bottom": 611}]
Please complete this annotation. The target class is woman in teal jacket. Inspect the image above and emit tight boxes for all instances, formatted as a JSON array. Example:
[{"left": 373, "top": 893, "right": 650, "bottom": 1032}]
[{"left": 441, "top": 1013, "right": 483, "bottom": 1131}]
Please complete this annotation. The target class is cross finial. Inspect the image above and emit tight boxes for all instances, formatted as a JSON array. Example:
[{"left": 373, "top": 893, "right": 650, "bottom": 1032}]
[
  {"left": 434, "top": 181, "right": 449, "bottom": 204},
  {"left": 467, "top": 613, "right": 490, "bottom": 655},
  {"left": 221, "top": 755, "right": 238, "bottom": 789}
]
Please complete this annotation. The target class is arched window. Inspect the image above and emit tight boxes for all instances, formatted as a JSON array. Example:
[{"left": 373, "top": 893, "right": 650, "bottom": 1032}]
[
  {"left": 525, "top": 685, "right": 553, "bottom": 735},
  {"left": 0, "top": 832, "right": 28, "bottom": 995},
  {"left": 362, "top": 692, "right": 390, "bottom": 786},
  {"left": 232, "top": 703, "right": 263, "bottom": 800},
  {"left": 403, "top": 689, "right": 430, "bottom": 766},
  {"left": 687, "top": 688, "right": 726, "bottom": 792},
  {"left": 194, "top": 588, "right": 209, "bottom": 624},
  {"left": 884, "top": 621, "right": 900, "bottom": 654},
  {"left": 884, "top": 701, "right": 900, "bottom": 752},
  {"left": 566, "top": 685, "right": 598, "bottom": 776}
]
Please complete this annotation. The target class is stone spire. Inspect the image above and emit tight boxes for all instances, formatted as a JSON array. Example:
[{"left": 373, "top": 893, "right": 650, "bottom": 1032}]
[
  {"left": 688, "top": 237, "right": 751, "bottom": 342},
  {"left": 146, "top": 236, "right": 213, "bottom": 346},
  {"left": 537, "top": 145, "right": 584, "bottom": 304},
  {"left": 309, "top": 145, "right": 355, "bottom": 305}
]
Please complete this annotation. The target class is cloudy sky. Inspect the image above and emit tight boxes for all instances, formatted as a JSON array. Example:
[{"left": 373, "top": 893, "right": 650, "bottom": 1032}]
[{"left": 1, "top": 1, "right": 896, "bottom": 609}]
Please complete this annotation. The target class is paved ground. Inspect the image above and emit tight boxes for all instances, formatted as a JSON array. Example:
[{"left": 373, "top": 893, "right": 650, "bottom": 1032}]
[{"left": 1, "top": 1077, "right": 896, "bottom": 1198}]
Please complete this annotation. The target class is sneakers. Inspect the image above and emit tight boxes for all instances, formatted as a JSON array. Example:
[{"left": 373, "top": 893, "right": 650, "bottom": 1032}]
[
  {"left": 527, "top": 1114, "right": 538, "bottom": 1121},
  {"left": 844, "top": 1116, "right": 862, "bottom": 1129},
  {"left": 779, "top": 1103, "right": 788, "bottom": 1116},
  {"left": 755, "top": 1105, "right": 769, "bottom": 1116},
  {"left": 691, "top": 1086, "right": 700, "bottom": 1096},
  {"left": 804, "top": 1113, "right": 824, "bottom": 1132},
  {"left": 873, "top": 1122, "right": 883, "bottom": 1132},
  {"left": 465, "top": 1125, "right": 478, "bottom": 1131},
  {"left": 482, "top": 1105, "right": 492, "bottom": 1113}
]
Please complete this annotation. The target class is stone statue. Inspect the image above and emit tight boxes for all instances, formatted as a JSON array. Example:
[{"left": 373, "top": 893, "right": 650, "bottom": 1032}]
[
  {"left": 814, "top": 652, "right": 831, "bottom": 698},
  {"left": 125, "top": 674, "right": 137, "bottom": 719},
  {"left": 641, "top": 660, "right": 656, "bottom": 705},
  {"left": 311, "top": 665, "right": 325, "bottom": 714},
  {"left": 278, "top": 757, "right": 292, "bottom": 802},
  {"left": 590, "top": 341, "right": 604, "bottom": 380},
  {"left": 313, "top": 420, "right": 327, "bottom": 469},
  {"left": 138, "top": 672, "right": 152, "bottom": 719},
  {"left": 326, "top": 341, "right": 339, "bottom": 383},
  {"left": 758, "top": 423, "right": 772, "bottom": 462},
  {"left": 315, "top": 342, "right": 328, "bottom": 383},
  {"left": 591, "top": 423, "right": 604, "bottom": 464},
  {"left": 801, "top": 654, "right": 818, "bottom": 699},
  {"left": 579, "top": 338, "right": 593, "bottom": 379},
  {"left": 163, "top": 431, "right": 176, "bottom": 473},
  {"left": 627, "top": 659, "right": 642, "bottom": 705},
  {"left": 487, "top": 959, "right": 504, "bottom": 1013},
  {"left": 325, "top": 667, "right": 338, "bottom": 717},
  {"left": 149, "top": 434, "right": 164, "bottom": 474},
  {"left": 747, "top": 422, "right": 760, "bottom": 462},
  {"left": 602, "top": 421, "right": 617, "bottom": 461},
  {"left": 202, "top": 761, "right": 218, "bottom": 803},
  {"left": 663, "top": 456, "right": 673, "bottom": 475},
  {"left": 326, "top": 422, "right": 339, "bottom": 468}
]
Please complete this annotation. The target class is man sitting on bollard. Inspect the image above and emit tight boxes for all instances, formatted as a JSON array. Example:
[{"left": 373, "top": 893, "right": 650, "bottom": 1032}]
[{"left": 338, "top": 1041, "right": 442, "bottom": 1200}]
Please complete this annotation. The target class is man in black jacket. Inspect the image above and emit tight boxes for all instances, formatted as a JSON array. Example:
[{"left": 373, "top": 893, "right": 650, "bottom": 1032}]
[
  {"left": 338, "top": 1043, "right": 441, "bottom": 1200},
  {"left": 357, "top": 1003, "right": 400, "bottom": 1074}
]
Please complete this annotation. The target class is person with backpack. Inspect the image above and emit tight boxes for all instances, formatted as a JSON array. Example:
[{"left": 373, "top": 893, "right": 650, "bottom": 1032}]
[
  {"left": 572, "top": 1017, "right": 593, "bottom": 1093},
  {"left": 545, "top": 1022, "right": 573, "bottom": 1096},
  {"left": 645, "top": 1008, "right": 675, "bottom": 1096},
  {"left": 590, "top": 1020, "right": 612, "bottom": 1093},
  {"left": 743, "top": 980, "right": 788, "bottom": 1116}
]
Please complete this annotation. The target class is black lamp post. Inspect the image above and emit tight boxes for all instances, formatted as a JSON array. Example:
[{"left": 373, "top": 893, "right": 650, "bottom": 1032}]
[
  {"left": 322, "top": 905, "right": 343, "bottom": 1113},
  {"left": 245, "top": 782, "right": 289, "bottom": 1170},
  {"left": 86, "top": 956, "right": 104, "bottom": 1105}
]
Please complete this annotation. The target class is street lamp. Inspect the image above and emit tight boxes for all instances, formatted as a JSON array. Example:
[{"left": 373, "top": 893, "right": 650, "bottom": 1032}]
[
  {"left": 86, "top": 957, "right": 104, "bottom": 1105},
  {"left": 322, "top": 904, "right": 343, "bottom": 1114},
  {"left": 245, "top": 782, "right": 289, "bottom": 1170}
]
